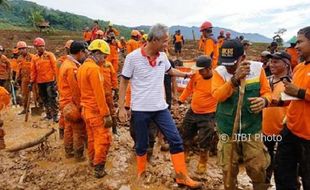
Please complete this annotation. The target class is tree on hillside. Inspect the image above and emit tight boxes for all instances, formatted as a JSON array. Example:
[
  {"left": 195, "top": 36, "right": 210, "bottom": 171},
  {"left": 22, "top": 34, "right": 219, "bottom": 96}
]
[
  {"left": 273, "top": 28, "right": 287, "bottom": 46},
  {"left": 29, "top": 10, "right": 45, "bottom": 28},
  {"left": 0, "top": 0, "right": 9, "bottom": 8}
]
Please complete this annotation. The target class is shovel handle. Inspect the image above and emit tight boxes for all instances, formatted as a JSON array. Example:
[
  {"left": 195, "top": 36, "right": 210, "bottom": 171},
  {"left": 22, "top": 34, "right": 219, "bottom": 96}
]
[{"left": 25, "top": 90, "right": 32, "bottom": 122}]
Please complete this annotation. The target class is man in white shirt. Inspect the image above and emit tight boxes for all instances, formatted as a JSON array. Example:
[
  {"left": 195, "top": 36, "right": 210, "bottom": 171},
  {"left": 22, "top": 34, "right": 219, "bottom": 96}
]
[{"left": 118, "top": 23, "right": 202, "bottom": 189}]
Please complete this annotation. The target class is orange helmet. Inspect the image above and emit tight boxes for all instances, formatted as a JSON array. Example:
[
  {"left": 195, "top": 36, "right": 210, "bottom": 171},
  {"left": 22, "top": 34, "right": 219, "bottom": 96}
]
[
  {"left": 96, "top": 30, "right": 104, "bottom": 36},
  {"left": 200, "top": 21, "right": 213, "bottom": 32},
  {"left": 63, "top": 103, "right": 81, "bottom": 122},
  {"left": 16, "top": 41, "right": 27, "bottom": 49},
  {"left": 131, "top": 30, "right": 141, "bottom": 37},
  {"left": 64, "top": 40, "right": 74, "bottom": 49},
  {"left": 12, "top": 48, "right": 19, "bottom": 54},
  {"left": 33, "top": 37, "right": 45, "bottom": 46}
]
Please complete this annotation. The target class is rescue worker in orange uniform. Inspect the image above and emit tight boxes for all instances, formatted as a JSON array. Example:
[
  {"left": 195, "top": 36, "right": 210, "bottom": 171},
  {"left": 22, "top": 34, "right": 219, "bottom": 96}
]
[
  {"left": 29, "top": 37, "right": 58, "bottom": 122},
  {"left": 0, "top": 45, "right": 11, "bottom": 92},
  {"left": 91, "top": 20, "right": 100, "bottom": 41},
  {"left": 95, "top": 30, "right": 105, "bottom": 40},
  {"left": 126, "top": 30, "right": 141, "bottom": 55},
  {"left": 179, "top": 56, "right": 218, "bottom": 175},
  {"left": 200, "top": 21, "right": 219, "bottom": 69},
  {"left": 275, "top": 26, "right": 310, "bottom": 190},
  {"left": 59, "top": 41, "right": 87, "bottom": 161},
  {"left": 286, "top": 36, "right": 299, "bottom": 70},
  {"left": 16, "top": 41, "right": 34, "bottom": 114},
  {"left": 105, "top": 22, "right": 120, "bottom": 37},
  {"left": 56, "top": 40, "right": 73, "bottom": 137},
  {"left": 0, "top": 86, "right": 10, "bottom": 149},
  {"left": 100, "top": 57, "right": 118, "bottom": 135},
  {"left": 10, "top": 48, "right": 19, "bottom": 81},
  {"left": 173, "top": 30, "right": 185, "bottom": 59},
  {"left": 106, "top": 33, "right": 122, "bottom": 74},
  {"left": 262, "top": 51, "right": 291, "bottom": 185},
  {"left": 83, "top": 27, "right": 92, "bottom": 45},
  {"left": 77, "top": 39, "right": 112, "bottom": 178}
]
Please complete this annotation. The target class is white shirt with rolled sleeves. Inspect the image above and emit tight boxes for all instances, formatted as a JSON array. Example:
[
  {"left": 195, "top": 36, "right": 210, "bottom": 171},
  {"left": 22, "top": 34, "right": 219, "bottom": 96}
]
[{"left": 121, "top": 48, "right": 171, "bottom": 111}]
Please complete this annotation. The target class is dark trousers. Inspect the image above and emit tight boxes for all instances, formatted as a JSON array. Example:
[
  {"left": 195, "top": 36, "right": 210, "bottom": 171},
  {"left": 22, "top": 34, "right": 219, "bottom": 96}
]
[
  {"left": 132, "top": 109, "right": 183, "bottom": 156},
  {"left": 181, "top": 109, "right": 216, "bottom": 151},
  {"left": 264, "top": 135, "right": 277, "bottom": 184},
  {"left": 130, "top": 114, "right": 158, "bottom": 151},
  {"left": 38, "top": 81, "right": 58, "bottom": 117},
  {"left": 275, "top": 127, "right": 310, "bottom": 190}
]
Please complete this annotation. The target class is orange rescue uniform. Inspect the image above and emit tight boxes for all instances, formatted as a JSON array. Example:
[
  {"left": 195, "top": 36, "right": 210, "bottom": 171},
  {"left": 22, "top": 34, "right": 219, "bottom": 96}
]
[
  {"left": 286, "top": 62, "right": 310, "bottom": 140},
  {"left": 126, "top": 39, "right": 140, "bottom": 54},
  {"left": 203, "top": 38, "right": 219, "bottom": 69},
  {"left": 59, "top": 57, "right": 85, "bottom": 152},
  {"left": 77, "top": 57, "right": 111, "bottom": 165},
  {"left": 0, "top": 86, "right": 10, "bottom": 111},
  {"left": 17, "top": 53, "right": 34, "bottom": 109},
  {"left": 286, "top": 47, "right": 299, "bottom": 70},
  {"left": 0, "top": 55, "right": 11, "bottom": 80},
  {"left": 262, "top": 81, "right": 287, "bottom": 135},
  {"left": 179, "top": 72, "right": 217, "bottom": 114},
  {"left": 83, "top": 31, "right": 92, "bottom": 42},
  {"left": 106, "top": 40, "right": 121, "bottom": 74},
  {"left": 30, "top": 51, "right": 57, "bottom": 83}
]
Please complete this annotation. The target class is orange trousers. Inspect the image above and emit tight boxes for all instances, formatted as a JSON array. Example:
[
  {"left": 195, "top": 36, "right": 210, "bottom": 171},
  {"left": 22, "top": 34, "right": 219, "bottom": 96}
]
[
  {"left": 21, "top": 79, "right": 30, "bottom": 110},
  {"left": 84, "top": 116, "right": 112, "bottom": 165},
  {"left": 63, "top": 118, "right": 86, "bottom": 151},
  {"left": 110, "top": 58, "right": 119, "bottom": 73}
]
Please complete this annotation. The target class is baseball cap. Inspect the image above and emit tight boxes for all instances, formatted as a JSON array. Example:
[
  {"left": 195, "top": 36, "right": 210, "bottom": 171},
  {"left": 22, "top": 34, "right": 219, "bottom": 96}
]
[
  {"left": 191, "top": 55, "right": 212, "bottom": 70},
  {"left": 267, "top": 51, "right": 291, "bottom": 61},
  {"left": 70, "top": 41, "right": 87, "bottom": 54},
  {"left": 219, "top": 40, "right": 244, "bottom": 66}
]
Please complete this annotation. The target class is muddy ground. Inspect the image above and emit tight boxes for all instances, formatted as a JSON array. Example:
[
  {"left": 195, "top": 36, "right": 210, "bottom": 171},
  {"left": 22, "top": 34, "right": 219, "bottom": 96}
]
[
  {"left": 0, "top": 30, "right": 273, "bottom": 190},
  {"left": 0, "top": 104, "right": 276, "bottom": 190}
]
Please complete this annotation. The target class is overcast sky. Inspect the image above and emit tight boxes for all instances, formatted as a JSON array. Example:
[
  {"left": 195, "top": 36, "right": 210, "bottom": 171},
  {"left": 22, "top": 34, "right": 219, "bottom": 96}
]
[{"left": 29, "top": 0, "right": 310, "bottom": 41}]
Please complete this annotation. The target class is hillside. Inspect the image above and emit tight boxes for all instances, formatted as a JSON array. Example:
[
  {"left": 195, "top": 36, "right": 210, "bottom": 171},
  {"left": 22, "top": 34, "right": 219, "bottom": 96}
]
[
  {"left": 1, "top": 0, "right": 272, "bottom": 43},
  {"left": 0, "top": 0, "right": 132, "bottom": 37},
  {"left": 136, "top": 25, "right": 272, "bottom": 43}
]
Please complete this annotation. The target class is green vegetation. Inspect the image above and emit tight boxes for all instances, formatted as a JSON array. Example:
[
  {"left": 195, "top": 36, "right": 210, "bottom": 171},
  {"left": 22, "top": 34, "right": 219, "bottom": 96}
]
[{"left": 0, "top": 0, "right": 132, "bottom": 37}]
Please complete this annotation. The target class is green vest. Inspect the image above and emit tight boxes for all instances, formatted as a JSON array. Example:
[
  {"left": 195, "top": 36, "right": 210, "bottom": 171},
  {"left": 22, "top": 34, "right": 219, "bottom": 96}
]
[{"left": 215, "top": 62, "right": 263, "bottom": 136}]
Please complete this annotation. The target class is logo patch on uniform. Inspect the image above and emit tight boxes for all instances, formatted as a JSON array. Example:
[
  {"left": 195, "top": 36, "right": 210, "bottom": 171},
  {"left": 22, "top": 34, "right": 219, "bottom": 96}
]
[{"left": 221, "top": 48, "right": 234, "bottom": 57}]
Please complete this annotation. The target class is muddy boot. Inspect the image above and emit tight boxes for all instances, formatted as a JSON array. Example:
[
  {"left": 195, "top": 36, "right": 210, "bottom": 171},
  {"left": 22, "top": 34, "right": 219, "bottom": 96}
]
[
  {"left": 196, "top": 150, "right": 209, "bottom": 174},
  {"left": 94, "top": 164, "right": 107, "bottom": 178},
  {"left": 0, "top": 131, "right": 5, "bottom": 150},
  {"left": 137, "top": 154, "right": 147, "bottom": 179},
  {"left": 59, "top": 128, "right": 64, "bottom": 140},
  {"left": 146, "top": 148, "right": 154, "bottom": 163},
  {"left": 253, "top": 183, "right": 269, "bottom": 190},
  {"left": 171, "top": 152, "right": 203, "bottom": 189},
  {"left": 18, "top": 109, "right": 26, "bottom": 115},
  {"left": 65, "top": 146, "right": 74, "bottom": 158},
  {"left": 74, "top": 148, "right": 85, "bottom": 162}
]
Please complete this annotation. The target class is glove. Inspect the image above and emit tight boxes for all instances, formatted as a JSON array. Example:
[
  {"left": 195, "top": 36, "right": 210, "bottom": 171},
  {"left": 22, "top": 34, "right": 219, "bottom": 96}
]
[
  {"left": 104, "top": 116, "right": 113, "bottom": 128},
  {"left": 28, "top": 83, "right": 33, "bottom": 91}
]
